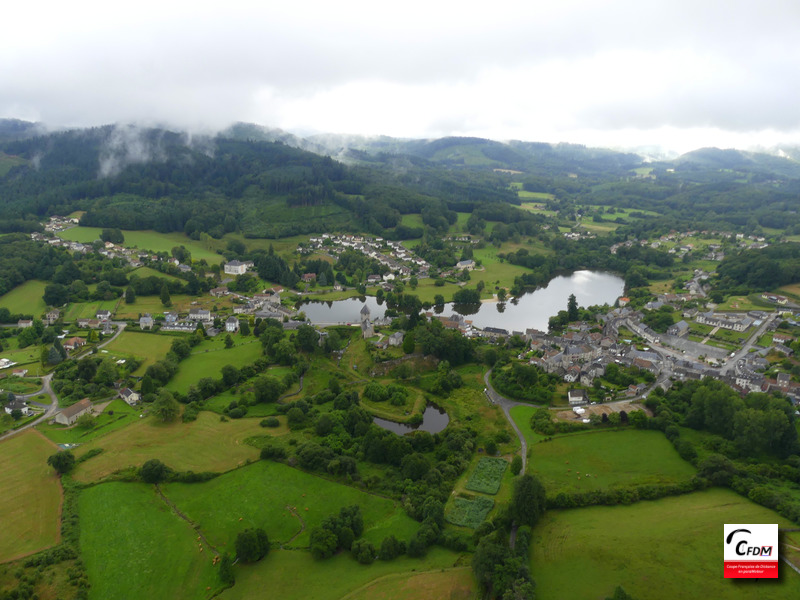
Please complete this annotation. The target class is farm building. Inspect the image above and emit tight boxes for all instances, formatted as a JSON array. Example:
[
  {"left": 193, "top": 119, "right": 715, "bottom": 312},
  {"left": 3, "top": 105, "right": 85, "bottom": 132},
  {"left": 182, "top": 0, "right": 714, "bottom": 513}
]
[{"left": 55, "top": 398, "right": 93, "bottom": 426}]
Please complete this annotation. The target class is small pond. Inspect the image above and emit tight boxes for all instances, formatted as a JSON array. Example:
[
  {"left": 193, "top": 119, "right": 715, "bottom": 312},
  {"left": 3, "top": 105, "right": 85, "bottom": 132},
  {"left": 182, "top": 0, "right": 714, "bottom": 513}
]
[{"left": 372, "top": 403, "right": 450, "bottom": 435}]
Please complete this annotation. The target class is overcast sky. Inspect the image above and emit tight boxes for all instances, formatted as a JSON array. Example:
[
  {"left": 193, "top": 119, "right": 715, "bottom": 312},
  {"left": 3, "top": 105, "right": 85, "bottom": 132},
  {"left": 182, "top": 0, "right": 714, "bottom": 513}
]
[{"left": 3, "top": 0, "right": 800, "bottom": 154}]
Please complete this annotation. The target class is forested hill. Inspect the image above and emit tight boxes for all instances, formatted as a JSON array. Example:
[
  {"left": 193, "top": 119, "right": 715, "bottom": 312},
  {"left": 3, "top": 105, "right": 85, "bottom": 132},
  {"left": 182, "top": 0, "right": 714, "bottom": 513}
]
[
  {"left": 0, "top": 123, "right": 525, "bottom": 238},
  {"left": 3, "top": 120, "right": 800, "bottom": 238}
]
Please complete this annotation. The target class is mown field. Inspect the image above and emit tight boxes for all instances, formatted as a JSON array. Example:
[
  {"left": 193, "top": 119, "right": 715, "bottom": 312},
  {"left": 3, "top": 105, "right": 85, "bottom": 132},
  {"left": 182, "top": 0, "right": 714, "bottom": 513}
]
[
  {"left": 0, "top": 280, "right": 48, "bottom": 317},
  {"left": 103, "top": 330, "right": 176, "bottom": 375},
  {"left": 0, "top": 430, "right": 62, "bottom": 562},
  {"left": 165, "top": 338, "right": 263, "bottom": 394},
  {"left": 79, "top": 482, "right": 219, "bottom": 600},
  {"left": 218, "top": 547, "right": 466, "bottom": 600},
  {"left": 62, "top": 298, "right": 121, "bottom": 321},
  {"left": 163, "top": 460, "right": 419, "bottom": 548},
  {"left": 113, "top": 293, "right": 239, "bottom": 320},
  {"left": 344, "top": 566, "right": 476, "bottom": 600},
  {"left": 530, "top": 429, "right": 696, "bottom": 494},
  {"left": 71, "top": 411, "right": 277, "bottom": 482},
  {"left": 531, "top": 488, "right": 800, "bottom": 600},
  {"left": 58, "top": 227, "right": 224, "bottom": 264}
]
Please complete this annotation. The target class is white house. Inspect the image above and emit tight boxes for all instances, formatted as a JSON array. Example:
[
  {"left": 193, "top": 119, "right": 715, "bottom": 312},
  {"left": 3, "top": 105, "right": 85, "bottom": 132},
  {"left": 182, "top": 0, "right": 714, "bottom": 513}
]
[
  {"left": 139, "top": 314, "right": 154, "bottom": 330},
  {"left": 456, "top": 259, "right": 475, "bottom": 271},
  {"left": 4, "top": 398, "right": 30, "bottom": 417},
  {"left": 118, "top": 388, "right": 140, "bottom": 406},
  {"left": 188, "top": 308, "right": 212, "bottom": 322},
  {"left": 568, "top": 389, "right": 588, "bottom": 406},
  {"left": 224, "top": 260, "right": 249, "bottom": 275},
  {"left": 225, "top": 317, "right": 240, "bottom": 333}
]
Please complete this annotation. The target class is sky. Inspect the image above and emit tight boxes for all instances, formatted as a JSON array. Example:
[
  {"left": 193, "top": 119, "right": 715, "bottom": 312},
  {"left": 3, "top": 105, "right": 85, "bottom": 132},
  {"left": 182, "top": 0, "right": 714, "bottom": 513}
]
[{"left": 3, "top": 0, "right": 800, "bottom": 155}]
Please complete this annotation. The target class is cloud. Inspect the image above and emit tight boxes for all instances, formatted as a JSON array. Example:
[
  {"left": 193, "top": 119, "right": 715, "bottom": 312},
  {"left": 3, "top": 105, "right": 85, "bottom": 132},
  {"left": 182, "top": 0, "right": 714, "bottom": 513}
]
[{"left": 1, "top": 0, "right": 800, "bottom": 151}]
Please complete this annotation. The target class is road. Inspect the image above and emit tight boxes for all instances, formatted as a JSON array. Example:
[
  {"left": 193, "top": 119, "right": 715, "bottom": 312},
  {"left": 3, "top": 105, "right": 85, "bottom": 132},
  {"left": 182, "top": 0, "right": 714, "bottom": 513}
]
[
  {"left": 0, "top": 322, "right": 127, "bottom": 443},
  {"left": 483, "top": 370, "right": 529, "bottom": 473},
  {"left": 719, "top": 312, "right": 778, "bottom": 376},
  {"left": 0, "top": 373, "right": 60, "bottom": 442}
]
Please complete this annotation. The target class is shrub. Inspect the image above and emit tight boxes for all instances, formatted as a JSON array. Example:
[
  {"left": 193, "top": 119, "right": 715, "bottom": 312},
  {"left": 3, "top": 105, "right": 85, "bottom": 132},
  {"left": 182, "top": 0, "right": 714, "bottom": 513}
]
[
  {"left": 260, "top": 416, "right": 280, "bottom": 428},
  {"left": 235, "top": 528, "right": 270, "bottom": 562}
]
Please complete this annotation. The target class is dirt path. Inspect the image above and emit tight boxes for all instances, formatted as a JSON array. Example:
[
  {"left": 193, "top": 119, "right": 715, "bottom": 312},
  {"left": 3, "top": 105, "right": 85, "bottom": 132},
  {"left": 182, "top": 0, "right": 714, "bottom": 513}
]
[
  {"left": 282, "top": 505, "right": 307, "bottom": 546},
  {"left": 154, "top": 484, "right": 218, "bottom": 555},
  {"left": 278, "top": 375, "right": 304, "bottom": 402}
]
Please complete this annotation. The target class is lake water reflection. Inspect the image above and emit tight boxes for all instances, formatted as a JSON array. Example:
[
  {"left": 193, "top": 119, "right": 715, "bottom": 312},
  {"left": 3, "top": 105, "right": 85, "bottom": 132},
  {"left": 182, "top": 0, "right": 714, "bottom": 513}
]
[
  {"left": 372, "top": 404, "right": 450, "bottom": 435},
  {"left": 300, "top": 270, "right": 624, "bottom": 332}
]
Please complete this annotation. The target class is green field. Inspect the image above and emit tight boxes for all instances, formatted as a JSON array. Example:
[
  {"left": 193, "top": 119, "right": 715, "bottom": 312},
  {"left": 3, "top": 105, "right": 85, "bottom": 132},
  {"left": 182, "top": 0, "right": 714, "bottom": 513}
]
[
  {"left": 465, "top": 457, "right": 507, "bottom": 494},
  {"left": 80, "top": 482, "right": 219, "bottom": 600},
  {"left": 0, "top": 280, "right": 48, "bottom": 318},
  {"left": 219, "top": 547, "right": 464, "bottom": 600},
  {"left": 71, "top": 411, "right": 276, "bottom": 483},
  {"left": 0, "top": 430, "right": 62, "bottom": 561},
  {"left": 0, "top": 152, "right": 27, "bottom": 177},
  {"left": 163, "top": 460, "right": 419, "bottom": 548},
  {"left": 130, "top": 265, "right": 185, "bottom": 281},
  {"left": 509, "top": 405, "right": 547, "bottom": 452},
  {"left": 530, "top": 429, "right": 696, "bottom": 494},
  {"left": 58, "top": 227, "right": 225, "bottom": 264},
  {"left": 103, "top": 330, "right": 176, "bottom": 375},
  {"left": 62, "top": 298, "right": 121, "bottom": 321},
  {"left": 165, "top": 338, "right": 263, "bottom": 394},
  {"left": 531, "top": 488, "right": 800, "bottom": 600}
]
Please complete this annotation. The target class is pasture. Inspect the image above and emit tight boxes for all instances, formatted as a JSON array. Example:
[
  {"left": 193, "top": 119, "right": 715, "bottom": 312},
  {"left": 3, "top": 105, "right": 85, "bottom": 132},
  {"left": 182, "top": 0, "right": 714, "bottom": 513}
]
[
  {"left": 163, "top": 460, "right": 419, "bottom": 548},
  {"left": 0, "top": 430, "right": 62, "bottom": 562},
  {"left": 0, "top": 280, "right": 48, "bottom": 317},
  {"left": 71, "top": 411, "right": 272, "bottom": 482},
  {"left": 58, "top": 227, "right": 225, "bottom": 264},
  {"left": 218, "top": 547, "right": 464, "bottom": 600},
  {"left": 529, "top": 429, "right": 696, "bottom": 495},
  {"left": 79, "top": 482, "right": 218, "bottom": 600},
  {"left": 165, "top": 338, "right": 263, "bottom": 394},
  {"left": 531, "top": 488, "right": 800, "bottom": 600},
  {"left": 113, "top": 293, "right": 237, "bottom": 319},
  {"left": 103, "top": 330, "right": 175, "bottom": 374}
]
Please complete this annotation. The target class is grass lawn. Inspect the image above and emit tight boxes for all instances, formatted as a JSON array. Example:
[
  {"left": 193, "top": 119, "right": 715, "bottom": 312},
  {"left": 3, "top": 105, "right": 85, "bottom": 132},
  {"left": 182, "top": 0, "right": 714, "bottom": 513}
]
[
  {"left": 218, "top": 547, "right": 464, "bottom": 600},
  {"left": 130, "top": 265, "right": 185, "bottom": 281},
  {"left": 163, "top": 460, "right": 419, "bottom": 548},
  {"left": 59, "top": 227, "right": 225, "bottom": 264},
  {"left": 0, "top": 430, "right": 62, "bottom": 561},
  {"left": 103, "top": 330, "right": 176, "bottom": 375},
  {"left": 166, "top": 338, "right": 263, "bottom": 394},
  {"left": 0, "top": 376, "right": 42, "bottom": 394},
  {"left": 509, "top": 405, "right": 547, "bottom": 451},
  {"left": 0, "top": 344, "right": 47, "bottom": 376},
  {"left": 0, "top": 280, "right": 48, "bottom": 318},
  {"left": 79, "top": 482, "right": 219, "bottom": 600},
  {"left": 71, "top": 411, "right": 272, "bottom": 483},
  {"left": 62, "top": 298, "right": 121, "bottom": 322},
  {"left": 37, "top": 399, "right": 139, "bottom": 445},
  {"left": 343, "top": 566, "right": 475, "bottom": 600},
  {"left": 531, "top": 488, "right": 800, "bottom": 600},
  {"left": 529, "top": 429, "right": 696, "bottom": 495}
]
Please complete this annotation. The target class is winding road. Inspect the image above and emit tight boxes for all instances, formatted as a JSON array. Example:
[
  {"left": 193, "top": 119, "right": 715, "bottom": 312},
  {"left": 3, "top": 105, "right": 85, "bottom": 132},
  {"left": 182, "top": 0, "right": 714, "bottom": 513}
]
[{"left": 483, "top": 369, "right": 529, "bottom": 473}]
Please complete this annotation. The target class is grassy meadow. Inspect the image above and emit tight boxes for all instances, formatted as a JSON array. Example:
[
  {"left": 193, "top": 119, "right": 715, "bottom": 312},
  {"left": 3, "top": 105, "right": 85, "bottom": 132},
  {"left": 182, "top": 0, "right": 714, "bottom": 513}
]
[
  {"left": 0, "top": 430, "right": 62, "bottom": 561},
  {"left": 163, "top": 460, "right": 419, "bottom": 548},
  {"left": 0, "top": 280, "right": 48, "bottom": 317},
  {"left": 343, "top": 567, "right": 476, "bottom": 600},
  {"left": 529, "top": 429, "right": 697, "bottom": 495},
  {"left": 58, "top": 227, "right": 225, "bottom": 264},
  {"left": 103, "top": 330, "right": 176, "bottom": 375},
  {"left": 531, "top": 488, "right": 800, "bottom": 600},
  {"left": 218, "top": 547, "right": 466, "bottom": 600},
  {"left": 165, "top": 338, "right": 263, "bottom": 394},
  {"left": 71, "top": 411, "right": 275, "bottom": 483},
  {"left": 79, "top": 482, "right": 219, "bottom": 600}
]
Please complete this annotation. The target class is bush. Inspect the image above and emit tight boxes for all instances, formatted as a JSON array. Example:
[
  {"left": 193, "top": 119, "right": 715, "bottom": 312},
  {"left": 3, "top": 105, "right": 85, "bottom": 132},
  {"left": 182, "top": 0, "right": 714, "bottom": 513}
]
[
  {"left": 351, "top": 539, "right": 376, "bottom": 564},
  {"left": 510, "top": 455, "right": 523, "bottom": 476},
  {"left": 260, "top": 416, "right": 280, "bottom": 428},
  {"left": 260, "top": 446, "right": 287, "bottom": 460},
  {"left": 235, "top": 528, "right": 270, "bottom": 562},
  {"left": 139, "top": 459, "right": 171, "bottom": 484}
]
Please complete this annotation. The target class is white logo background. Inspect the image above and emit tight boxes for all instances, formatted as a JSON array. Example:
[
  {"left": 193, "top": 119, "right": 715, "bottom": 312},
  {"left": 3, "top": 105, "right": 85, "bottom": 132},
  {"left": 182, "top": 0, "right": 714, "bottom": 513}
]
[{"left": 724, "top": 524, "right": 778, "bottom": 561}]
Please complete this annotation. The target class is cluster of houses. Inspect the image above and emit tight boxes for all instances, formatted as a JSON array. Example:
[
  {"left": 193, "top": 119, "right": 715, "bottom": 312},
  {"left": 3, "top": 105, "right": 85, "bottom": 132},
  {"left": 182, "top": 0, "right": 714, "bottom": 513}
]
[
  {"left": 307, "top": 234, "right": 430, "bottom": 280},
  {"left": 609, "top": 229, "right": 769, "bottom": 259}
]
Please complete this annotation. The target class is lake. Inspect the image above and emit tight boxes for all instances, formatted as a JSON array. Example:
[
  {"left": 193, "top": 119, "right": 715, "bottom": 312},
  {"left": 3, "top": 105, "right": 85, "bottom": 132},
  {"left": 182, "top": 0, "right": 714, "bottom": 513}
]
[
  {"left": 300, "top": 270, "right": 624, "bottom": 332},
  {"left": 372, "top": 404, "right": 450, "bottom": 435}
]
